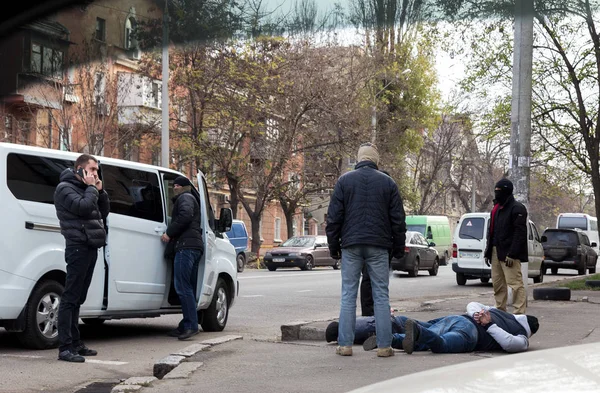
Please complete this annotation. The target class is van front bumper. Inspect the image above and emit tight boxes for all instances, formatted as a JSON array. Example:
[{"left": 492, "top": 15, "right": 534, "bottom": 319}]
[{"left": 452, "top": 263, "right": 491, "bottom": 279}]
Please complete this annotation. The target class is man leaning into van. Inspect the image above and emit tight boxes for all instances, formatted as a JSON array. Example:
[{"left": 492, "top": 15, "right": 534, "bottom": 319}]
[
  {"left": 161, "top": 176, "right": 204, "bottom": 340},
  {"left": 54, "top": 154, "right": 109, "bottom": 363},
  {"left": 485, "top": 178, "right": 528, "bottom": 315}
]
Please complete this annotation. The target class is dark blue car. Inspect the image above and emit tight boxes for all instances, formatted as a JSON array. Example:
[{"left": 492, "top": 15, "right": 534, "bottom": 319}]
[{"left": 226, "top": 220, "right": 249, "bottom": 272}]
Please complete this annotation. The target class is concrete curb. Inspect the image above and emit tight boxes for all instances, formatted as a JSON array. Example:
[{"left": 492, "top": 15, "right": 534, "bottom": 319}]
[{"left": 111, "top": 377, "right": 158, "bottom": 393}]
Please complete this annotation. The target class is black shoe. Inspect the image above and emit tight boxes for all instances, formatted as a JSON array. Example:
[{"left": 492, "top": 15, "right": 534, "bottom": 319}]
[
  {"left": 178, "top": 329, "right": 199, "bottom": 341},
  {"left": 362, "top": 335, "right": 378, "bottom": 351},
  {"left": 74, "top": 344, "right": 97, "bottom": 356},
  {"left": 167, "top": 328, "right": 183, "bottom": 338},
  {"left": 325, "top": 322, "right": 339, "bottom": 343},
  {"left": 403, "top": 319, "right": 419, "bottom": 355},
  {"left": 58, "top": 350, "right": 85, "bottom": 363}
]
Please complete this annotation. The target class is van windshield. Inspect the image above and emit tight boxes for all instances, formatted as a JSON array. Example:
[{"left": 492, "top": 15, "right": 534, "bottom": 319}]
[
  {"left": 558, "top": 217, "right": 588, "bottom": 230},
  {"left": 407, "top": 225, "right": 426, "bottom": 235},
  {"left": 459, "top": 218, "right": 485, "bottom": 240}
]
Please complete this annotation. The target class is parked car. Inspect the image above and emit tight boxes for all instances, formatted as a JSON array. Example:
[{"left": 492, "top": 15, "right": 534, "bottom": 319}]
[
  {"left": 405, "top": 215, "right": 452, "bottom": 265},
  {"left": 541, "top": 228, "right": 598, "bottom": 275},
  {"left": 263, "top": 235, "right": 340, "bottom": 271},
  {"left": 226, "top": 219, "right": 249, "bottom": 273},
  {"left": 391, "top": 231, "right": 440, "bottom": 277},
  {"left": 0, "top": 143, "right": 238, "bottom": 349},
  {"left": 452, "top": 212, "right": 544, "bottom": 285}
]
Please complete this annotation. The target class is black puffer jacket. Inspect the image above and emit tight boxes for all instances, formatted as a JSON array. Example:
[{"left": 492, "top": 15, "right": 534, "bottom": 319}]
[
  {"left": 54, "top": 168, "right": 109, "bottom": 248},
  {"left": 326, "top": 161, "right": 406, "bottom": 254},
  {"left": 166, "top": 191, "right": 203, "bottom": 251},
  {"left": 484, "top": 195, "right": 528, "bottom": 262}
]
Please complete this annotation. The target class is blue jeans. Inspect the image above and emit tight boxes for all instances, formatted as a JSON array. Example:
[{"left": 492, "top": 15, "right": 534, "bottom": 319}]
[
  {"left": 339, "top": 246, "right": 391, "bottom": 348},
  {"left": 392, "top": 315, "right": 478, "bottom": 353},
  {"left": 174, "top": 249, "right": 202, "bottom": 331}
]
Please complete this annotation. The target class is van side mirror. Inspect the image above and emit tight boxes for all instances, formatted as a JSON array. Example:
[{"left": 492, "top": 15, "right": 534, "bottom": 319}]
[
  {"left": 429, "top": 242, "right": 436, "bottom": 247},
  {"left": 217, "top": 208, "right": 233, "bottom": 233},
  {"left": 541, "top": 235, "right": 547, "bottom": 243},
  {"left": 592, "top": 242, "right": 597, "bottom": 248}
]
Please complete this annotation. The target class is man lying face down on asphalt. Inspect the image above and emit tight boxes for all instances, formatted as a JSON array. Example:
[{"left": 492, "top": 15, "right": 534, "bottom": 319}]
[{"left": 326, "top": 302, "right": 539, "bottom": 354}]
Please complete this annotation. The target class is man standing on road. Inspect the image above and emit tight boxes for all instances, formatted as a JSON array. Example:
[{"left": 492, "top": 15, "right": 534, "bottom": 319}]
[
  {"left": 161, "top": 176, "right": 204, "bottom": 340},
  {"left": 326, "top": 143, "right": 406, "bottom": 357},
  {"left": 362, "top": 302, "right": 539, "bottom": 354},
  {"left": 54, "top": 154, "right": 109, "bottom": 363},
  {"left": 485, "top": 178, "right": 528, "bottom": 314}
]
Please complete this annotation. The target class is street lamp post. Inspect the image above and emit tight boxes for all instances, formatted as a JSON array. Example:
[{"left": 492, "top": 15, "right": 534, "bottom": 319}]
[
  {"left": 161, "top": 0, "right": 170, "bottom": 168},
  {"left": 370, "top": 69, "right": 410, "bottom": 144}
]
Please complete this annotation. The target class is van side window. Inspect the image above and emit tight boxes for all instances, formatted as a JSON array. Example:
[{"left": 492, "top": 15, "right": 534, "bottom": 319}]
[
  {"left": 102, "top": 165, "right": 163, "bottom": 222},
  {"left": 201, "top": 178, "right": 216, "bottom": 230},
  {"left": 591, "top": 220, "right": 598, "bottom": 231},
  {"left": 528, "top": 223, "right": 533, "bottom": 240},
  {"left": 6, "top": 153, "right": 73, "bottom": 204},
  {"left": 531, "top": 223, "right": 541, "bottom": 242}
]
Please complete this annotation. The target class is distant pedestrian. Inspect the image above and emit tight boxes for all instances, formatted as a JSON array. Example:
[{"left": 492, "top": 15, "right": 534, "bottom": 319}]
[
  {"left": 485, "top": 178, "right": 528, "bottom": 314},
  {"left": 326, "top": 143, "right": 406, "bottom": 357}
]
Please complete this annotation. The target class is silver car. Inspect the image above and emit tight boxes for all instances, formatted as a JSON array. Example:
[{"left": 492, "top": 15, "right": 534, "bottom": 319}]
[{"left": 263, "top": 236, "right": 341, "bottom": 271}]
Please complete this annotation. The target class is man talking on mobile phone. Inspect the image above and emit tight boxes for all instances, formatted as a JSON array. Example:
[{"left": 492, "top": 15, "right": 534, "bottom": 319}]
[{"left": 54, "top": 154, "right": 109, "bottom": 363}]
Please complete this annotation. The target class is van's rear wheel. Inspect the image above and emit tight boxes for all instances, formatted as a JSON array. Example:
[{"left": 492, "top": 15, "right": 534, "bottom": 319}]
[
  {"left": 236, "top": 253, "right": 246, "bottom": 273},
  {"left": 200, "top": 278, "right": 229, "bottom": 332},
  {"left": 17, "top": 280, "right": 63, "bottom": 349},
  {"left": 480, "top": 277, "right": 490, "bottom": 284},
  {"left": 456, "top": 273, "right": 467, "bottom": 286}
]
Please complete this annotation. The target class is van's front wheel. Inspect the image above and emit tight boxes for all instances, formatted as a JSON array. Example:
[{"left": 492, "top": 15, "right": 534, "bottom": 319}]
[
  {"left": 200, "top": 278, "right": 229, "bottom": 332},
  {"left": 17, "top": 280, "right": 63, "bottom": 349}
]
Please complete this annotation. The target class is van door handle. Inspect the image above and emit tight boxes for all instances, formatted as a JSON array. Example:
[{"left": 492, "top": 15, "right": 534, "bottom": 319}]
[{"left": 155, "top": 227, "right": 166, "bottom": 234}]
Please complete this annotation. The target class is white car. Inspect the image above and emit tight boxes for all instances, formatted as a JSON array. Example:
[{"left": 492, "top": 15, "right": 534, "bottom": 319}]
[
  {"left": 348, "top": 341, "right": 600, "bottom": 393},
  {"left": 0, "top": 142, "right": 238, "bottom": 349}
]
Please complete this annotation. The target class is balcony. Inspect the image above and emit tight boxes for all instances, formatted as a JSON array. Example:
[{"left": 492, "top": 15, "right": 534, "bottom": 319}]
[{"left": 117, "top": 73, "right": 161, "bottom": 127}]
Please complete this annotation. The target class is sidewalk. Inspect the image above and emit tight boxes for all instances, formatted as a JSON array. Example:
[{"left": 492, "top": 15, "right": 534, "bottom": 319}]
[{"left": 115, "top": 278, "right": 600, "bottom": 393}]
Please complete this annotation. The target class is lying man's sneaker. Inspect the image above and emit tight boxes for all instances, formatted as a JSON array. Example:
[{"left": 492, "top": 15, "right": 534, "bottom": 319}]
[
  {"left": 377, "top": 347, "right": 394, "bottom": 357},
  {"left": 178, "top": 329, "right": 199, "bottom": 341},
  {"left": 403, "top": 319, "right": 420, "bottom": 355},
  {"left": 336, "top": 346, "right": 352, "bottom": 356},
  {"left": 362, "top": 335, "right": 378, "bottom": 351},
  {"left": 74, "top": 344, "right": 97, "bottom": 356},
  {"left": 167, "top": 328, "right": 183, "bottom": 338},
  {"left": 325, "top": 321, "right": 339, "bottom": 343},
  {"left": 58, "top": 350, "right": 85, "bottom": 363}
]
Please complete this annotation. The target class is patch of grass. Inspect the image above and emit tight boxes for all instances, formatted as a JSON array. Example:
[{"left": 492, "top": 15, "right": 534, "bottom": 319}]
[{"left": 559, "top": 273, "right": 600, "bottom": 290}]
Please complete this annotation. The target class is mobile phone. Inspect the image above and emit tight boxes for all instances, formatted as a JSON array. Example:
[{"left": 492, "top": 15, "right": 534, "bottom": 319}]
[{"left": 76, "top": 168, "right": 87, "bottom": 178}]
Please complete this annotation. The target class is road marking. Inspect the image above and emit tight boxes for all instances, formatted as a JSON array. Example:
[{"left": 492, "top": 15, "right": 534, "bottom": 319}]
[
  {"left": 0, "top": 354, "right": 43, "bottom": 359},
  {"left": 241, "top": 295, "right": 264, "bottom": 298},
  {"left": 240, "top": 271, "right": 339, "bottom": 280},
  {"left": 296, "top": 290, "right": 313, "bottom": 293},
  {"left": 85, "top": 359, "right": 128, "bottom": 365}
]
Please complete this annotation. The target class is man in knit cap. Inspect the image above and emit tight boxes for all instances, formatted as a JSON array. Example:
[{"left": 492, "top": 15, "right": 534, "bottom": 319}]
[
  {"left": 161, "top": 176, "right": 204, "bottom": 340},
  {"left": 326, "top": 143, "right": 406, "bottom": 357},
  {"left": 484, "top": 178, "right": 529, "bottom": 314}
]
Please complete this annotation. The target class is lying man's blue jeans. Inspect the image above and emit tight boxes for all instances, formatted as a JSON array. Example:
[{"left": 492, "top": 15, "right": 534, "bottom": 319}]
[{"left": 392, "top": 315, "right": 479, "bottom": 353}]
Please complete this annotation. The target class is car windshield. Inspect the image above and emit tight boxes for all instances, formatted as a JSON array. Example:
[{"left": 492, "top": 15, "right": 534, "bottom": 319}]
[
  {"left": 281, "top": 237, "right": 315, "bottom": 248},
  {"left": 459, "top": 218, "right": 485, "bottom": 240},
  {"left": 544, "top": 231, "right": 579, "bottom": 245},
  {"left": 558, "top": 217, "right": 588, "bottom": 230},
  {"left": 406, "top": 225, "right": 426, "bottom": 235}
]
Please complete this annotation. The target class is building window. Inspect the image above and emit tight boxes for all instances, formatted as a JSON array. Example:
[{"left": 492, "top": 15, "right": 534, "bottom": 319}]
[
  {"left": 292, "top": 220, "right": 297, "bottom": 237},
  {"left": 152, "top": 82, "right": 159, "bottom": 108},
  {"left": 125, "top": 17, "right": 137, "bottom": 49},
  {"left": 31, "top": 43, "right": 63, "bottom": 78},
  {"left": 58, "top": 126, "right": 72, "bottom": 151},
  {"left": 17, "top": 119, "right": 31, "bottom": 145},
  {"left": 3, "top": 115, "right": 13, "bottom": 140},
  {"left": 274, "top": 218, "right": 281, "bottom": 242},
  {"left": 94, "top": 72, "right": 106, "bottom": 106},
  {"left": 95, "top": 18, "right": 106, "bottom": 41}
]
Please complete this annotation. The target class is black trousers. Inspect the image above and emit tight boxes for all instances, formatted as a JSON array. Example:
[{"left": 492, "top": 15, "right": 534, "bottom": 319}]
[
  {"left": 360, "top": 254, "right": 392, "bottom": 317},
  {"left": 58, "top": 246, "right": 98, "bottom": 352}
]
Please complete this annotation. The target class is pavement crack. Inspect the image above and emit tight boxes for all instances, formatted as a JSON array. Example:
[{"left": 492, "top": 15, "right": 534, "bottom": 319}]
[{"left": 582, "top": 327, "right": 597, "bottom": 340}]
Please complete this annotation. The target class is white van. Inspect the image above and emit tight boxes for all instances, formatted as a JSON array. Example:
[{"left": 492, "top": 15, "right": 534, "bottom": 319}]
[
  {"left": 0, "top": 143, "right": 238, "bottom": 349},
  {"left": 451, "top": 212, "right": 544, "bottom": 285},
  {"left": 556, "top": 213, "right": 599, "bottom": 254}
]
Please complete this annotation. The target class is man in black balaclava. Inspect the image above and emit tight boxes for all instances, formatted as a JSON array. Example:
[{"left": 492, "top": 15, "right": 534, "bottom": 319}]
[{"left": 484, "top": 178, "right": 529, "bottom": 314}]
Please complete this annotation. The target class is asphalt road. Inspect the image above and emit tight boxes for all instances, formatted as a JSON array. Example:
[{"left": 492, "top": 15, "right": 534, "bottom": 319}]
[{"left": 0, "top": 263, "right": 580, "bottom": 393}]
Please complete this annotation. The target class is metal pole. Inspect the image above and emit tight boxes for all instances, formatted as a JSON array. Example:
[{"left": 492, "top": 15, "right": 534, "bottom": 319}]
[
  {"left": 509, "top": 0, "right": 534, "bottom": 211},
  {"left": 471, "top": 167, "right": 476, "bottom": 212},
  {"left": 370, "top": 104, "right": 377, "bottom": 143},
  {"left": 161, "top": 0, "right": 170, "bottom": 168}
]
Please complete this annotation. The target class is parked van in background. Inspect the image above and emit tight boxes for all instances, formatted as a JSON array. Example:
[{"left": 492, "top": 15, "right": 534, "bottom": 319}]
[
  {"left": 452, "top": 212, "right": 544, "bottom": 285},
  {"left": 556, "top": 213, "right": 599, "bottom": 254},
  {"left": 405, "top": 215, "right": 452, "bottom": 265},
  {"left": 226, "top": 219, "right": 249, "bottom": 272},
  {"left": 0, "top": 143, "right": 238, "bottom": 349}
]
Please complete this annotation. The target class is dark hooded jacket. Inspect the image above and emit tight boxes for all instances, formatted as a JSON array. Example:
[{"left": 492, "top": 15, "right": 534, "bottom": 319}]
[
  {"left": 326, "top": 161, "right": 406, "bottom": 255},
  {"left": 166, "top": 191, "right": 203, "bottom": 251},
  {"left": 484, "top": 195, "right": 528, "bottom": 262},
  {"left": 54, "top": 168, "right": 109, "bottom": 248}
]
